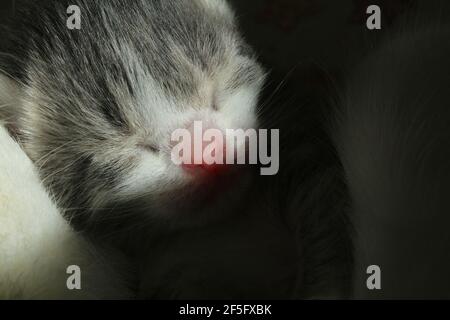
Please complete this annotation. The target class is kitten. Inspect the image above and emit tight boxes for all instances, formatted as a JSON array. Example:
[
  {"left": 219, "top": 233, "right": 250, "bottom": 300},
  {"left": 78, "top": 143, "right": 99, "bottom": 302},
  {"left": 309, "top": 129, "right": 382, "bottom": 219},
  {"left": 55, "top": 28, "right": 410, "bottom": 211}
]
[
  {"left": 7, "top": 0, "right": 450, "bottom": 300},
  {"left": 0, "top": 0, "right": 304, "bottom": 299},
  {"left": 0, "top": 0, "right": 265, "bottom": 235}
]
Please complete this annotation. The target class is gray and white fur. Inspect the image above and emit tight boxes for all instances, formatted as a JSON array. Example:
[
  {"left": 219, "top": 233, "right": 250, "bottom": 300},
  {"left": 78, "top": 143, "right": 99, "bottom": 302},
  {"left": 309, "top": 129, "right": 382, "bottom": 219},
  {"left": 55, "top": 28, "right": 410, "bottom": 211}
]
[
  {"left": 0, "top": 0, "right": 265, "bottom": 232},
  {"left": 1, "top": 0, "right": 450, "bottom": 300},
  {"left": 0, "top": 0, "right": 290, "bottom": 299}
]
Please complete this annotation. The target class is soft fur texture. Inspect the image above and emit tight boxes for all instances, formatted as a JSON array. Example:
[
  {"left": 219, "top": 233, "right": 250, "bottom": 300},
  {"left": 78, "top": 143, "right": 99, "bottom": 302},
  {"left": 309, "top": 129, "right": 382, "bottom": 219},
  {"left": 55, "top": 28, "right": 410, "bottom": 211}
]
[
  {"left": 335, "top": 21, "right": 450, "bottom": 298},
  {"left": 0, "top": 0, "right": 265, "bottom": 232},
  {"left": 0, "top": 120, "right": 130, "bottom": 299},
  {"left": 0, "top": 0, "right": 299, "bottom": 299},
  {"left": 1, "top": 0, "right": 450, "bottom": 300}
]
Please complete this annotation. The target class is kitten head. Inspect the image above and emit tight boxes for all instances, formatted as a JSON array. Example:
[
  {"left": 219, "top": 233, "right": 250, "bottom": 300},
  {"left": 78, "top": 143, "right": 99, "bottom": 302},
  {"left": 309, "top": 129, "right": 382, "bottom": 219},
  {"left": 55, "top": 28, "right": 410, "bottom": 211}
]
[{"left": 3, "top": 0, "right": 265, "bottom": 228}]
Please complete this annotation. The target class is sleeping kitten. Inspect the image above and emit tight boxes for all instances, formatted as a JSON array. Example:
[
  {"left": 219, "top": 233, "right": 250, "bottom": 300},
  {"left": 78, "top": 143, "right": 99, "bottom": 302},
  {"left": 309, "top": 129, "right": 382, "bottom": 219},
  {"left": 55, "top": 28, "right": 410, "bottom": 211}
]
[
  {"left": 7, "top": 0, "right": 450, "bottom": 300},
  {"left": 0, "top": 0, "right": 265, "bottom": 234},
  {"left": 0, "top": 0, "right": 306, "bottom": 299}
]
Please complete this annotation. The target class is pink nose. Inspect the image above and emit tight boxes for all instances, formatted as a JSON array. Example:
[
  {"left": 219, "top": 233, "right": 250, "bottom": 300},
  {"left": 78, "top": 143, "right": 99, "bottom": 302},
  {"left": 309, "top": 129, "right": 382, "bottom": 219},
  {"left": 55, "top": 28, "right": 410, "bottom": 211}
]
[
  {"left": 181, "top": 138, "right": 228, "bottom": 175},
  {"left": 178, "top": 121, "right": 229, "bottom": 175}
]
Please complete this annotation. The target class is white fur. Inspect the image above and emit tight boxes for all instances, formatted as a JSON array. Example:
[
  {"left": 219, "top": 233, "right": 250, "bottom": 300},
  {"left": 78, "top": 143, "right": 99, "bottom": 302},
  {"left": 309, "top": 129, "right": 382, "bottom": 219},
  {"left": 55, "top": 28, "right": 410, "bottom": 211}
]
[
  {"left": 0, "top": 81, "right": 130, "bottom": 298},
  {"left": 113, "top": 46, "right": 264, "bottom": 208}
]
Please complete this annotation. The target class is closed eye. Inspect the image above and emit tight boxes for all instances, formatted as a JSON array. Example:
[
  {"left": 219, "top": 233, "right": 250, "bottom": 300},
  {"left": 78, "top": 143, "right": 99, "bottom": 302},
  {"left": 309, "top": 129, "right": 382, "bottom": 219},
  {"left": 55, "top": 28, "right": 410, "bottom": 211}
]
[{"left": 139, "top": 143, "right": 160, "bottom": 153}]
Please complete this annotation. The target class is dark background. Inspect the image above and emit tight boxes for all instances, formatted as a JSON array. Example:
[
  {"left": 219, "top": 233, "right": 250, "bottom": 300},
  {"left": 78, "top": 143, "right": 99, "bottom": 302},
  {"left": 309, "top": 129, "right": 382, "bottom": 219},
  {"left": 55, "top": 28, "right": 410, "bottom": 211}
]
[
  {"left": 0, "top": 0, "right": 441, "bottom": 78},
  {"left": 2, "top": 0, "right": 447, "bottom": 92}
]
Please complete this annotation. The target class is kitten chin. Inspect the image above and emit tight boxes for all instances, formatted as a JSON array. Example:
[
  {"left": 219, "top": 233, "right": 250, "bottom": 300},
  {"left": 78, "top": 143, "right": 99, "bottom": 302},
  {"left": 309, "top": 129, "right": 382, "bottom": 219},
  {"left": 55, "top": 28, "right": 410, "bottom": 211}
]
[{"left": 83, "top": 166, "right": 257, "bottom": 248}]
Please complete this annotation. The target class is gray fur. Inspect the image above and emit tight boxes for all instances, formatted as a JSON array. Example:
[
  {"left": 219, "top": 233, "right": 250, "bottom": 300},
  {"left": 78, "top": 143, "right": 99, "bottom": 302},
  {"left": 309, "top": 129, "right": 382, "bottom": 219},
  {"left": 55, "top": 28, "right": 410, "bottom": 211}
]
[
  {"left": 0, "top": 0, "right": 265, "bottom": 230},
  {"left": 335, "top": 22, "right": 450, "bottom": 298}
]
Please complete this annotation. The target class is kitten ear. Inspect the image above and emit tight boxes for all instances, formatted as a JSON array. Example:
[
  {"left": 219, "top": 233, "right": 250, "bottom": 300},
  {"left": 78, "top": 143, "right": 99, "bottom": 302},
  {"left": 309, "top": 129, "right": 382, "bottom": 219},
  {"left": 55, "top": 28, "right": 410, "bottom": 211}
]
[{"left": 0, "top": 73, "right": 21, "bottom": 136}]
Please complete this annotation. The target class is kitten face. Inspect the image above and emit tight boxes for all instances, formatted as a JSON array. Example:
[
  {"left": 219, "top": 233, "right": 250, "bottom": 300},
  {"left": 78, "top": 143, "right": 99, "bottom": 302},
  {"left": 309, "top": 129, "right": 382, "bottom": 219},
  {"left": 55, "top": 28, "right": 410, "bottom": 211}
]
[{"left": 4, "top": 0, "right": 265, "bottom": 226}]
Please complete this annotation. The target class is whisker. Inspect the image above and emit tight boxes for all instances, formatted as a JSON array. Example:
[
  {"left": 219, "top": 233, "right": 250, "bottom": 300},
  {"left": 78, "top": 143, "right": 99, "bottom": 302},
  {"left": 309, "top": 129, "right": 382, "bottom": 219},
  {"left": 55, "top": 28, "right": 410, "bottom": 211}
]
[{"left": 35, "top": 138, "right": 79, "bottom": 171}]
